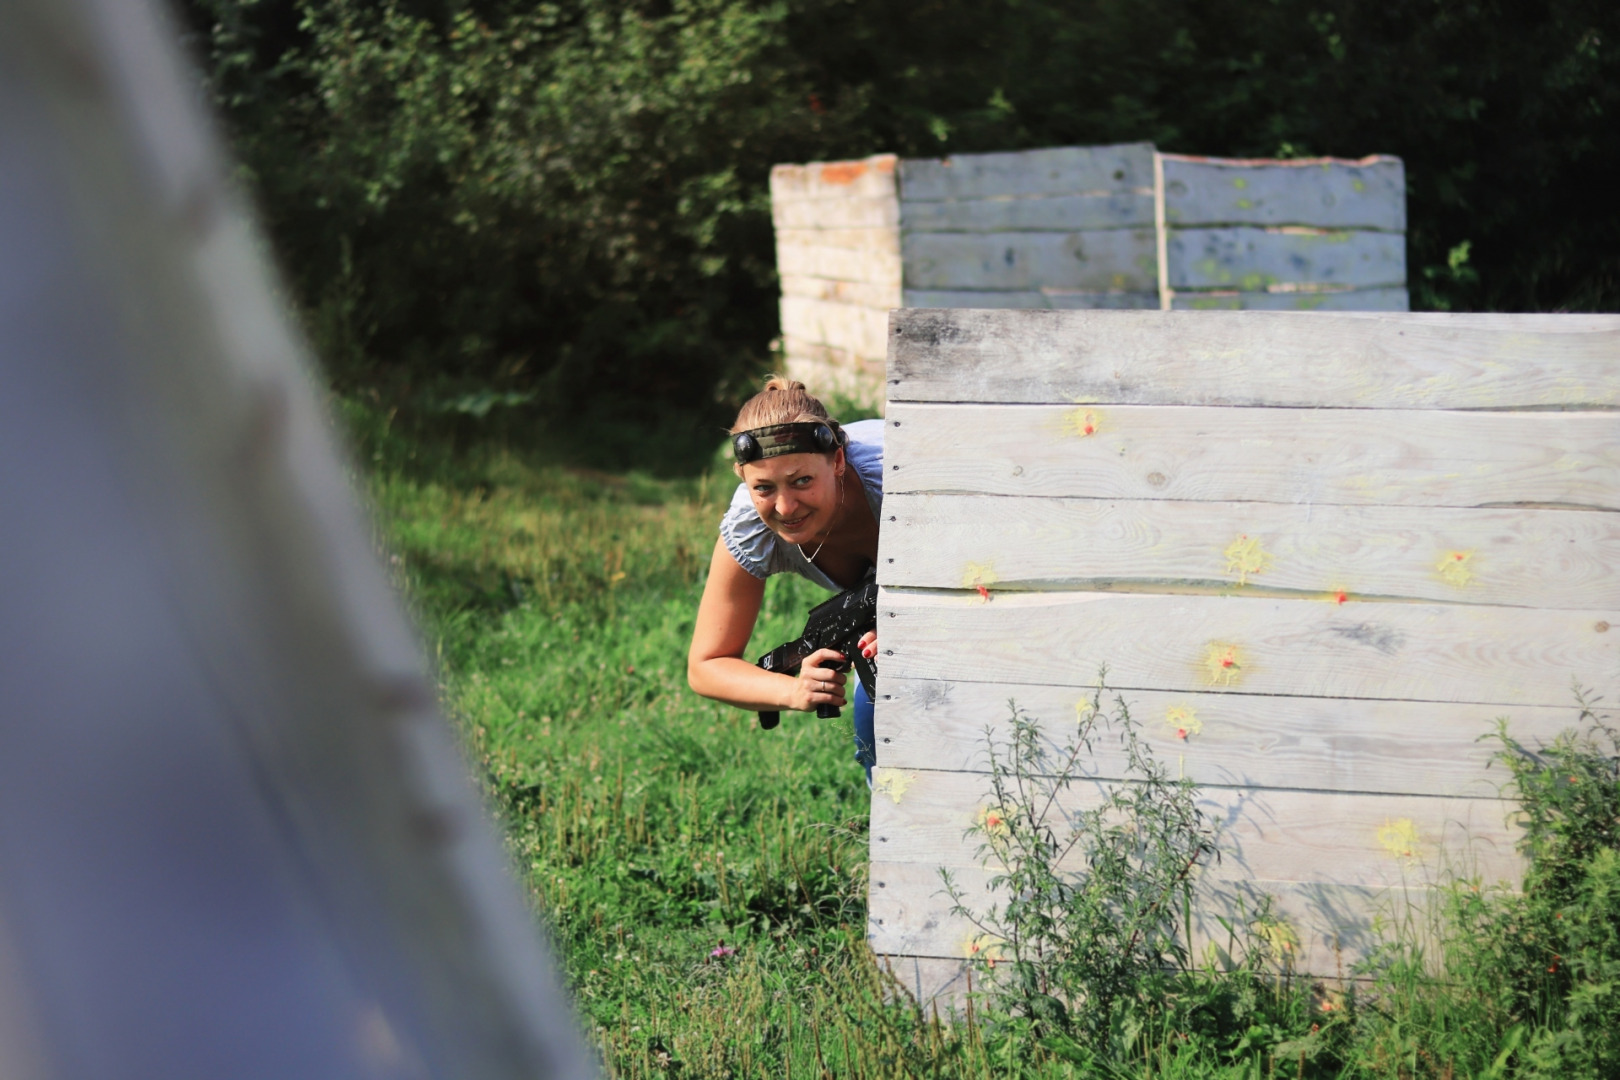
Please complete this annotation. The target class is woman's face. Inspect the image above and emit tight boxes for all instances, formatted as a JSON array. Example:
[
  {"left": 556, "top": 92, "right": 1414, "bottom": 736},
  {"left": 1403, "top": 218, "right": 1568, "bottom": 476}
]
[{"left": 741, "top": 450, "right": 843, "bottom": 544}]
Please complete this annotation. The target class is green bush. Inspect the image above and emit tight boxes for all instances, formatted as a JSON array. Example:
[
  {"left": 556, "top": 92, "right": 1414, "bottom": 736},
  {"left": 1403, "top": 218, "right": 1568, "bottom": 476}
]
[{"left": 185, "top": 0, "right": 1618, "bottom": 441}]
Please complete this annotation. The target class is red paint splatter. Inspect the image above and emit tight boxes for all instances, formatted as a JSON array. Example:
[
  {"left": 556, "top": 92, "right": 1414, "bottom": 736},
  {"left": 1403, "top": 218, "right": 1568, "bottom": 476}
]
[
  {"left": 1221, "top": 657, "right": 1235, "bottom": 669},
  {"left": 975, "top": 584, "right": 991, "bottom": 602},
  {"left": 1453, "top": 552, "right": 1466, "bottom": 560},
  {"left": 1175, "top": 728, "right": 1189, "bottom": 740},
  {"left": 1335, "top": 591, "right": 1348, "bottom": 605}
]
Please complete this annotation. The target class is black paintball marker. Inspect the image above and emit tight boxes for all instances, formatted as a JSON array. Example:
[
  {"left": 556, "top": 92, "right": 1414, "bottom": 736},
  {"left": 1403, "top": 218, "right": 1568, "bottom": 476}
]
[{"left": 755, "top": 570, "right": 878, "bottom": 730}]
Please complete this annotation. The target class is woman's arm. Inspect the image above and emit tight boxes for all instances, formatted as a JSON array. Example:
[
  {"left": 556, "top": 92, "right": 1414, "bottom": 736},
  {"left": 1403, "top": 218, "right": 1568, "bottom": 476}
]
[{"left": 687, "top": 537, "right": 850, "bottom": 713}]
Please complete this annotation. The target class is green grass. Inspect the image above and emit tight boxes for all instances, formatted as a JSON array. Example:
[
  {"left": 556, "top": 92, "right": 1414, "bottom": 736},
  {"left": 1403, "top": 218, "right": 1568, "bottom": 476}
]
[{"left": 348, "top": 400, "right": 1620, "bottom": 1079}]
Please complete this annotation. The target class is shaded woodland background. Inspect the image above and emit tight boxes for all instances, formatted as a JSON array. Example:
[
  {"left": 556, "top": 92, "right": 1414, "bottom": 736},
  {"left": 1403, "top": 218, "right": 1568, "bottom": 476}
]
[{"left": 181, "top": 0, "right": 1618, "bottom": 466}]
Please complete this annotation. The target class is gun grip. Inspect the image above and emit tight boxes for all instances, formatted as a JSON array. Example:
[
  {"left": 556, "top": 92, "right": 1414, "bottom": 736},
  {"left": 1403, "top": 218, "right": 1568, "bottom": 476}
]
[
  {"left": 759, "top": 711, "right": 780, "bottom": 730},
  {"left": 816, "top": 704, "right": 841, "bottom": 720}
]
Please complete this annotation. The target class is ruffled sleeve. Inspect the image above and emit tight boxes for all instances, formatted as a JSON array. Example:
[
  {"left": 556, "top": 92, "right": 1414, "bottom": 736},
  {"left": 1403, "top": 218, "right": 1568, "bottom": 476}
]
[{"left": 719, "top": 482, "right": 780, "bottom": 579}]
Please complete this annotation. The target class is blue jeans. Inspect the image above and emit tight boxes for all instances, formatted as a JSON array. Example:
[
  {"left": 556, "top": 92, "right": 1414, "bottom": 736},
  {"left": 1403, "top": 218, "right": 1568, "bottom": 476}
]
[{"left": 852, "top": 680, "right": 876, "bottom": 782}]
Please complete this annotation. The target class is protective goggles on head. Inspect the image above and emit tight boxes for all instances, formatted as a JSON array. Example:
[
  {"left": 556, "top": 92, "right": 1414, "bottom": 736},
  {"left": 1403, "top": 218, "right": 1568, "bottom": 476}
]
[{"left": 732, "top": 421, "right": 845, "bottom": 466}]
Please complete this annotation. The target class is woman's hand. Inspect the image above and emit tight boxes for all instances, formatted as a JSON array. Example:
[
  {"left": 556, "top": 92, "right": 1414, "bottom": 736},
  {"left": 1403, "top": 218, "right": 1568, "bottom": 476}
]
[
  {"left": 857, "top": 630, "right": 877, "bottom": 663},
  {"left": 790, "top": 647, "right": 849, "bottom": 712}
]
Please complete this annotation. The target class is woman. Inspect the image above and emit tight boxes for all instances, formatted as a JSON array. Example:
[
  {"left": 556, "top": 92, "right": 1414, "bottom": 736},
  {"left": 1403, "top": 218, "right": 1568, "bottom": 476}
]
[{"left": 686, "top": 377, "right": 882, "bottom": 777}]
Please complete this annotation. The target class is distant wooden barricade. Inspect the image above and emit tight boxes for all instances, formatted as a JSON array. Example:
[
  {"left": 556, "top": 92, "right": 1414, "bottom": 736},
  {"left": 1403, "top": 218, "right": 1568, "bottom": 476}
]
[
  {"left": 771, "top": 146, "right": 1408, "bottom": 404},
  {"left": 868, "top": 310, "right": 1620, "bottom": 1004}
]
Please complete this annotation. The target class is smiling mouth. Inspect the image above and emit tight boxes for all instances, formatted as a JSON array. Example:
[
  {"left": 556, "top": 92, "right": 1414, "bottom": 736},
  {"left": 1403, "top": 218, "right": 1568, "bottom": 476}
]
[{"left": 778, "top": 513, "right": 811, "bottom": 528}]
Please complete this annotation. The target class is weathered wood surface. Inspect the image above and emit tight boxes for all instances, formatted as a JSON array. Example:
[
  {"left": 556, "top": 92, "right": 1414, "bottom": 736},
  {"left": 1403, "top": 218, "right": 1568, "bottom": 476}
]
[
  {"left": 779, "top": 275, "right": 901, "bottom": 309},
  {"left": 898, "top": 143, "right": 1155, "bottom": 202},
  {"left": 769, "top": 155, "right": 898, "bottom": 203},
  {"left": 875, "top": 677, "right": 1575, "bottom": 794},
  {"left": 901, "top": 230, "right": 1158, "bottom": 293},
  {"left": 774, "top": 242, "right": 901, "bottom": 286},
  {"left": 780, "top": 295, "right": 891, "bottom": 357},
  {"left": 774, "top": 226, "right": 900, "bottom": 252},
  {"left": 870, "top": 862, "right": 1439, "bottom": 977},
  {"left": 782, "top": 336, "right": 874, "bottom": 370},
  {"left": 900, "top": 192, "right": 1155, "bottom": 233},
  {"left": 879, "top": 493, "right": 1620, "bottom": 609},
  {"left": 1161, "top": 155, "right": 1406, "bottom": 231},
  {"left": 773, "top": 195, "right": 900, "bottom": 230},
  {"left": 885, "top": 310, "right": 1620, "bottom": 408},
  {"left": 1171, "top": 286, "right": 1409, "bottom": 312},
  {"left": 1167, "top": 227, "right": 1405, "bottom": 291},
  {"left": 902, "top": 289, "right": 1159, "bottom": 310},
  {"left": 877, "top": 588, "right": 1619, "bottom": 708},
  {"left": 867, "top": 771, "right": 1523, "bottom": 886},
  {"left": 883, "top": 403, "right": 1620, "bottom": 510}
]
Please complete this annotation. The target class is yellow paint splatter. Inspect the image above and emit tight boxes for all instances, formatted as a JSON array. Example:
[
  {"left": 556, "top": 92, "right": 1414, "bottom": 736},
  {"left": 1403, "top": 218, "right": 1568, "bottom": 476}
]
[
  {"left": 963, "top": 561, "right": 998, "bottom": 602},
  {"left": 962, "top": 933, "right": 1006, "bottom": 962},
  {"left": 1437, "top": 550, "right": 1475, "bottom": 587},
  {"left": 1223, "top": 534, "right": 1273, "bottom": 585},
  {"left": 1164, "top": 705, "right": 1202, "bottom": 740},
  {"left": 1378, "top": 818, "right": 1422, "bottom": 860},
  {"left": 1075, "top": 698, "right": 1097, "bottom": 724},
  {"left": 872, "top": 769, "right": 915, "bottom": 804},
  {"left": 1063, "top": 408, "right": 1102, "bottom": 438},
  {"left": 977, "top": 804, "right": 1013, "bottom": 838},
  {"left": 1204, "top": 643, "right": 1245, "bottom": 686},
  {"left": 1254, "top": 918, "right": 1299, "bottom": 957}
]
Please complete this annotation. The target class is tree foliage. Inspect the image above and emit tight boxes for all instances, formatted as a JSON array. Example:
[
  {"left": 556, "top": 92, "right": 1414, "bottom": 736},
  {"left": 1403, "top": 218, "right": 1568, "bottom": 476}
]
[{"left": 181, "top": 0, "right": 1619, "bottom": 436}]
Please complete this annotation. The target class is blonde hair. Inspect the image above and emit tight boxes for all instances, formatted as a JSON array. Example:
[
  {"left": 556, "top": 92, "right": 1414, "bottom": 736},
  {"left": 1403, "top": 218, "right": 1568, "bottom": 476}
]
[{"left": 730, "top": 376, "right": 833, "bottom": 434}]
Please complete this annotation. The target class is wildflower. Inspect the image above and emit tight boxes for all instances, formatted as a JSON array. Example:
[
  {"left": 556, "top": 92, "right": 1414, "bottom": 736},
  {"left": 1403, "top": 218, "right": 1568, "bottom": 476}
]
[{"left": 709, "top": 943, "right": 736, "bottom": 960}]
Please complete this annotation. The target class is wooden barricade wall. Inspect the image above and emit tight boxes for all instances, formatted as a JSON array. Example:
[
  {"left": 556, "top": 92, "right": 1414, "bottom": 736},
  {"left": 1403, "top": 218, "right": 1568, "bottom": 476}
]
[{"left": 868, "top": 309, "right": 1620, "bottom": 1005}]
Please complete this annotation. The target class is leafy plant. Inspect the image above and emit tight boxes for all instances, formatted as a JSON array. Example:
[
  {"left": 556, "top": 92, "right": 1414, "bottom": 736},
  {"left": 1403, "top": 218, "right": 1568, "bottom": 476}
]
[{"left": 943, "top": 683, "right": 1220, "bottom": 1054}]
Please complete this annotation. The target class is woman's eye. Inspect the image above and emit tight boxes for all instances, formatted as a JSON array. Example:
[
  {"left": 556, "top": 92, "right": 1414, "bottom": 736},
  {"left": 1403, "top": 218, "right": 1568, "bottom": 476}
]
[{"left": 793, "top": 476, "right": 812, "bottom": 487}]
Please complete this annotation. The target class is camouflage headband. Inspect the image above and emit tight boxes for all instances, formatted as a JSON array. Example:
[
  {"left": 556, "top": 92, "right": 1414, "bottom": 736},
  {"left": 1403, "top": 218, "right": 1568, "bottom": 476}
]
[{"left": 732, "top": 421, "right": 843, "bottom": 465}]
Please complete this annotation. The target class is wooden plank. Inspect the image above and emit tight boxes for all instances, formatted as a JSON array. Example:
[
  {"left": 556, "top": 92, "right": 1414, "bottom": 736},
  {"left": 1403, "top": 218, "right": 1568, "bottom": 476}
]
[
  {"left": 780, "top": 274, "right": 901, "bottom": 309},
  {"left": 773, "top": 196, "right": 899, "bottom": 230},
  {"left": 775, "top": 243, "right": 901, "bottom": 286},
  {"left": 1162, "top": 155, "right": 1406, "bottom": 231},
  {"left": 779, "top": 295, "right": 891, "bottom": 357},
  {"left": 870, "top": 954, "right": 976, "bottom": 1014},
  {"left": 901, "top": 230, "right": 1158, "bottom": 292},
  {"left": 869, "top": 863, "right": 1441, "bottom": 978},
  {"left": 885, "top": 310, "right": 1620, "bottom": 409},
  {"left": 866, "top": 771, "right": 1523, "bottom": 886},
  {"left": 882, "top": 403, "right": 1620, "bottom": 510},
  {"left": 876, "top": 587, "right": 1619, "bottom": 708},
  {"left": 782, "top": 335, "right": 883, "bottom": 373},
  {"left": 901, "top": 289, "right": 1159, "bottom": 310},
  {"left": 878, "top": 493, "right": 1620, "bottom": 609},
  {"left": 900, "top": 192, "right": 1154, "bottom": 232},
  {"left": 770, "top": 155, "right": 898, "bottom": 203},
  {"left": 874, "top": 677, "right": 1579, "bottom": 795},
  {"left": 1171, "top": 286, "right": 1409, "bottom": 312},
  {"left": 1167, "top": 227, "right": 1405, "bottom": 290},
  {"left": 899, "top": 143, "right": 1156, "bottom": 201},
  {"left": 774, "top": 227, "right": 899, "bottom": 253}
]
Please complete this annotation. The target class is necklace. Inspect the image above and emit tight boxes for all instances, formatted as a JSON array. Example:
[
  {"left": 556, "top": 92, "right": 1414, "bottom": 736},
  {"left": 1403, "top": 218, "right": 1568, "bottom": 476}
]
[{"left": 796, "top": 473, "right": 844, "bottom": 566}]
